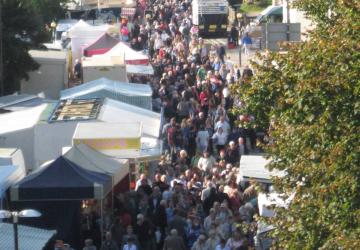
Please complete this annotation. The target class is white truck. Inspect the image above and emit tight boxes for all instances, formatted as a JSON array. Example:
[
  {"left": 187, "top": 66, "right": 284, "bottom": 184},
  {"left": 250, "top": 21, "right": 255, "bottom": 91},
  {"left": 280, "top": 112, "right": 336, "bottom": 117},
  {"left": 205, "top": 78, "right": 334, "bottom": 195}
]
[{"left": 192, "top": 0, "right": 228, "bottom": 37}]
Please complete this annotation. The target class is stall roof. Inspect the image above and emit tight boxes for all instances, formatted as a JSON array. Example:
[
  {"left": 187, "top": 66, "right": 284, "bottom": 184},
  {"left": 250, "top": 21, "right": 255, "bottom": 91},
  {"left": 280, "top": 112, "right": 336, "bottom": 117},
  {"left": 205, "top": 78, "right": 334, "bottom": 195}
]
[
  {"left": 83, "top": 33, "right": 119, "bottom": 56},
  {"left": 29, "top": 50, "right": 67, "bottom": 63},
  {"left": 0, "top": 94, "right": 37, "bottom": 108},
  {"left": 238, "top": 155, "right": 285, "bottom": 183},
  {"left": 0, "top": 223, "right": 55, "bottom": 250},
  {"left": 0, "top": 148, "right": 18, "bottom": 159},
  {"left": 104, "top": 137, "right": 162, "bottom": 161},
  {"left": 0, "top": 165, "right": 25, "bottom": 200},
  {"left": 126, "top": 64, "right": 154, "bottom": 75},
  {"left": 48, "top": 98, "right": 103, "bottom": 123},
  {"left": 73, "top": 122, "right": 142, "bottom": 140},
  {"left": 0, "top": 104, "right": 47, "bottom": 134},
  {"left": 82, "top": 55, "right": 125, "bottom": 67},
  {"left": 103, "top": 42, "right": 149, "bottom": 65},
  {"left": 44, "top": 98, "right": 161, "bottom": 137},
  {"left": 99, "top": 98, "right": 161, "bottom": 138},
  {"left": 11, "top": 156, "right": 112, "bottom": 201},
  {"left": 67, "top": 19, "right": 90, "bottom": 33},
  {"left": 63, "top": 144, "right": 129, "bottom": 186},
  {"left": 60, "top": 77, "right": 153, "bottom": 100},
  {"left": 68, "top": 21, "right": 112, "bottom": 38}
]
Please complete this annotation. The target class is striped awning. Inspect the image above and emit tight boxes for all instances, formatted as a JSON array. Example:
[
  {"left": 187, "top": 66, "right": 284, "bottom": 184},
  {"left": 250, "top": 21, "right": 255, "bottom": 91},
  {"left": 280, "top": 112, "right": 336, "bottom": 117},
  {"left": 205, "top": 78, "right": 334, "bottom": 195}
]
[{"left": 121, "top": 8, "right": 136, "bottom": 17}]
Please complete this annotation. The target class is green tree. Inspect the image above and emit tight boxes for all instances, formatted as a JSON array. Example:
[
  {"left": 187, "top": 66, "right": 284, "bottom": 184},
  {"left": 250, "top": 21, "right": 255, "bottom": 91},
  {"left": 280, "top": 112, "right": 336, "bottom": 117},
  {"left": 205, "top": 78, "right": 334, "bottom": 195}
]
[
  {"left": 30, "top": 0, "right": 69, "bottom": 24},
  {"left": 232, "top": 1, "right": 360, "bottom": 249},
  {"left": 1, "top": 0, "right": 46, "bottom": 94}
]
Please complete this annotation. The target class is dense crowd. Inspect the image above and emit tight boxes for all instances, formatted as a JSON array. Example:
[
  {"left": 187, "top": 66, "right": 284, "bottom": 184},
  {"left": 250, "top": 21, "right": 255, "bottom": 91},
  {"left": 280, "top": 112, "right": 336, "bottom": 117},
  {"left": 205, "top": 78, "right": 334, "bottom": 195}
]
[{"left": 79, "top": 1, "right": 264, "bottom": 250}]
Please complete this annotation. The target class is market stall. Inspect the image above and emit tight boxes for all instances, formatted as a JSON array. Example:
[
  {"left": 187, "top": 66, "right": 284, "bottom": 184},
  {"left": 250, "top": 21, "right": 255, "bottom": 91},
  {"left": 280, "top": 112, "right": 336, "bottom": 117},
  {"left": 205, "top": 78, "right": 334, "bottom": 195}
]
[
  {"left": 103, "top": 41, "right": 149, "bottom": 65},
  {"left": 60, "top": 77, "right": 153, "bottom": 110},
  {"left": 11, "top": 156, "right": 112, "bottom": 201},
  {"left": 33, "top": 98, "right": 162, "bottom": 169},
  {"left": 10, "top": 156, "right": 112, "bottom": 248},
  {"left": 82, "top": 56, "right": 127, "bottom": 82},
  {"left": 68, "top": 20, "right": 115, "bottom": 65},
  {"left": 63, "top": 144, "right": 129, "bottom": 188},
  {"left": 72, "top": 122, "right": 162, "bottom": 190},
  {"left": 126, "top": 64, "right": 154, "bottom": 76},
  {"left": 83, "top": 33, "right": 119, "bottom": 57},
  {"left": 126, "top": 64, "right": 155, "bottom": 84},
  {"left": 0, "top": 165, "right": 25, "bottom": 209},
  {"left": 0, "top": 148, "right": 26, "bottom": 170}
]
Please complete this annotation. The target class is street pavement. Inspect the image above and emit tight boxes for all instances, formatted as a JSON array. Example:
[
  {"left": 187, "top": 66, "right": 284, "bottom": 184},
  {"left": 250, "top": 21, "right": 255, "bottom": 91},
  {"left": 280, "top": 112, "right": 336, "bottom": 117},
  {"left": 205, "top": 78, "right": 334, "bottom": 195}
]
[{"left": 204, "top": 38, "right": 258, "bottom": 69}]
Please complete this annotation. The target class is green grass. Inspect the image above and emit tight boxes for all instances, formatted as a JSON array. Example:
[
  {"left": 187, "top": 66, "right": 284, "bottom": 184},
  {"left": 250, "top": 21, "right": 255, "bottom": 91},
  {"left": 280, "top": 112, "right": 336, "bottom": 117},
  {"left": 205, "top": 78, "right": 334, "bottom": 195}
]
[{"left": 239, "top": 0, "right": 272, "bottom": 14}]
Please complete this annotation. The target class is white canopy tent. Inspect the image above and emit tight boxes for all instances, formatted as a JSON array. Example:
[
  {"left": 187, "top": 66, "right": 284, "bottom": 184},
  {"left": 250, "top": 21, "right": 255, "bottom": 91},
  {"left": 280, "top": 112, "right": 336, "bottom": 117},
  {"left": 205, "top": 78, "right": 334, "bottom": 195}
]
[
  {"left": 63, "top": 144, "right": 129, "bottom": 186},
  {"left": 99, "top": 98, "right": 161, "bottom": 138},
  {"left": 0, "top": 223, "right": 55, "bottom": 250},
  {"left": 102, "top": 42, "right": 149, "bottom": 65},
  {"left": 68, "top": 20, "right": 112, "bottom": 65},
  {"left": 33, "top": 98, "right": 162, "bottom": 168}
]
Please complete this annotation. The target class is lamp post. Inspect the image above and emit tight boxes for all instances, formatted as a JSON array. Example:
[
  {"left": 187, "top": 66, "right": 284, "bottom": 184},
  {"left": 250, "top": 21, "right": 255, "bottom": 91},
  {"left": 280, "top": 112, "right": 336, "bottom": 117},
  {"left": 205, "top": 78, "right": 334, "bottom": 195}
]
[
  {"left": 0, "top": 209, "right": 42, "bottom": 250},
  {"left": 50, "top": 21, "right": 57, "bottom": 43}
]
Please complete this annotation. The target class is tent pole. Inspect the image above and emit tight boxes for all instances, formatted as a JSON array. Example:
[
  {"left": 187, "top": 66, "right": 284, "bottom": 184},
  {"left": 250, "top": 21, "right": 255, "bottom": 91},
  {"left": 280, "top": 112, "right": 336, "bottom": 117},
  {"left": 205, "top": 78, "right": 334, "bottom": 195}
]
[
  {"left": 100, "top": 199, "right": 104, "bottom": 244},
  {"left": 112, "top": 178, "right": 114, "bottom": 217}
]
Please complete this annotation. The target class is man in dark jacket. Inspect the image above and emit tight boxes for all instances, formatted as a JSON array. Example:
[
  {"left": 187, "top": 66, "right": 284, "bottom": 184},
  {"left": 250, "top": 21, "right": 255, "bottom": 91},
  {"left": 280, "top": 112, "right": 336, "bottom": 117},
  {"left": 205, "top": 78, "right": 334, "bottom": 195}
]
[
  {"left": 100, "top": 232, "right": 119, "bottom": 250},
  {"left": 134, "top": 214, "right": 154, "bottom": 250},
  {"left": 163, "top": 229, "right": 187, "bottom": 250},
  {"left": 226, "top": 141, "right": 240, "bottom": 166},
  {"left": 230, "top": 25, "right": 239, "bottom": 45}
]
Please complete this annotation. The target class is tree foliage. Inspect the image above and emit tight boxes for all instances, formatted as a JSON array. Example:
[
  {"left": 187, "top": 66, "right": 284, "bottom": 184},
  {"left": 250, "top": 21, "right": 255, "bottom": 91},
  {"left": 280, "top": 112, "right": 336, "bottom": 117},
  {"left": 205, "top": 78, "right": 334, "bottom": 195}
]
[
  {"left": 30, "top": 0, "right": 68, "bottom": 24},
  {"left": 232, "top": 1, "right": 360, "bottom": 249},
  {"left": 2, "top": 0, "right": 45, "bottom": 94},
  {"left": 1, "top": 0, "right": 68, "bottom": 95}
]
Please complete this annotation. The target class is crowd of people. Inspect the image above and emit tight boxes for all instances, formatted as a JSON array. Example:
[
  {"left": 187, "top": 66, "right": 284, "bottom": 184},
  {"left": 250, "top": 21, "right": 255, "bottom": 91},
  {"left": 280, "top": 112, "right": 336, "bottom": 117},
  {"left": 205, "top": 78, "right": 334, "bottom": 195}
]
[{"left": 79, "top": 0, "right": 265, "bottom": 250}]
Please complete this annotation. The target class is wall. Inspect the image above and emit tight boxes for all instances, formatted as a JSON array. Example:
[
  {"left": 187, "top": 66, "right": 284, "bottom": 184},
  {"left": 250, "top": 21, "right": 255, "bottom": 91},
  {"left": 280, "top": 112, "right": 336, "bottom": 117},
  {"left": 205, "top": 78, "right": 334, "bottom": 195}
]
[
  {"left": 34, "top": 122, "right": 78, "bottom": 168},
  {"left": 261, "top": 23, "right": 301, "bottom": 51},
  {"left": 21, "top": 57, "right": 68, "bottom": 99},
  {"left": 82, "top": 65, "right": 127, "bottom": 83},
  {"left": 283, "top": 0, "right": 314, "bottom": 40}
]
